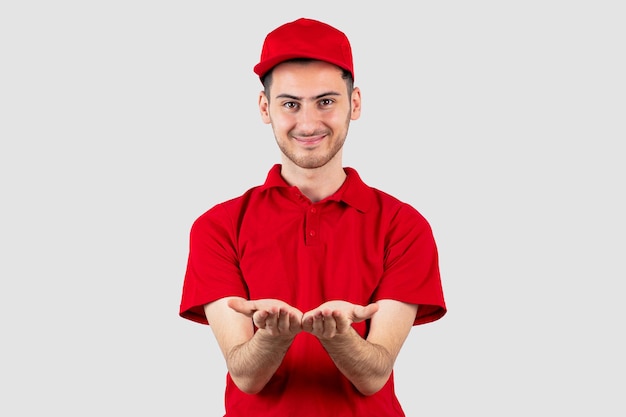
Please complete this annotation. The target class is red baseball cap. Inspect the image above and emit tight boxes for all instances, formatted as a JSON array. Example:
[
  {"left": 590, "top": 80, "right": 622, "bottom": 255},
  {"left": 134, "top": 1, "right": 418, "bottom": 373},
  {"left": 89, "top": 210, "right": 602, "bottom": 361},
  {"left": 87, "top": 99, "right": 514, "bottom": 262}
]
[{"left": 253, "top": 18, "right": 354, "bottom": 81}]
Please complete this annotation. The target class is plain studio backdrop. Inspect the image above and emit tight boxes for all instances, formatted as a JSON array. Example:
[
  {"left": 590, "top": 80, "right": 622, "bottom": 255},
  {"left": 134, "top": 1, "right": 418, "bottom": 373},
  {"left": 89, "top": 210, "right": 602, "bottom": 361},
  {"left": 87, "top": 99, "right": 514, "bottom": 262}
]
[{"left": 1, "top": 1, "right": 624, "bottom": 415}]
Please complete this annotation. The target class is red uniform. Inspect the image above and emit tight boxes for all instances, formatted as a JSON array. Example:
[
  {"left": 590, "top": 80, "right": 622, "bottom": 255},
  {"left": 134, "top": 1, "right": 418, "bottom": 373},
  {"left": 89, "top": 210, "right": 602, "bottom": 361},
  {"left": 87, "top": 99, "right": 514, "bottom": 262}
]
[{"left": 180, "top": 164, "right": 446, "bottom": 416}]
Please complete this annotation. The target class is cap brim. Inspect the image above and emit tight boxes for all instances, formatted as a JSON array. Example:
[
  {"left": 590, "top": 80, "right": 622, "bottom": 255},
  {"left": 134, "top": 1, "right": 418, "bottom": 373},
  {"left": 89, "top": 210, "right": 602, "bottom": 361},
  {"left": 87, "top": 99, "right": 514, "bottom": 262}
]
[{"left": 254, "top": 54, "right": 353, "bottom": 79}]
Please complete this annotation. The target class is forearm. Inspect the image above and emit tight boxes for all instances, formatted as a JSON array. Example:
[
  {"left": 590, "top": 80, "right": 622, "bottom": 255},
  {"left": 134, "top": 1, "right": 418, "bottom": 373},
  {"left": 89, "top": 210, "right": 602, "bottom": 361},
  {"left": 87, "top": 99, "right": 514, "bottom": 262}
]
[
  {"left": 320, "top": 327, "right": 394, "bottom": 395},
  {"left": 226, "top": 330, "right": 294, "bottom": 394}
]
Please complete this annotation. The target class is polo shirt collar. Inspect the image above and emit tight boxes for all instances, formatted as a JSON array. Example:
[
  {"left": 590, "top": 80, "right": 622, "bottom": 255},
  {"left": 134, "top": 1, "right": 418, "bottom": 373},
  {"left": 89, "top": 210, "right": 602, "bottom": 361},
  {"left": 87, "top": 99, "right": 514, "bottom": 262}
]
[{"left": 260, "top": 164, "right": 373, "bottom": 213}]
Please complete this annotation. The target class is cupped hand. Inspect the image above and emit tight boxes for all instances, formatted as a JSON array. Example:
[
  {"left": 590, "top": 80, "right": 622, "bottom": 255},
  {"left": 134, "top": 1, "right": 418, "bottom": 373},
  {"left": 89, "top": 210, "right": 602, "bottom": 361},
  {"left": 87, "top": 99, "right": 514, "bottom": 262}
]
[
  {"left": 301, "top": 301, "right": 379, "bottom": 338},
  {"left": 228, "top": 298, "right": 304, "bottom": 337}
]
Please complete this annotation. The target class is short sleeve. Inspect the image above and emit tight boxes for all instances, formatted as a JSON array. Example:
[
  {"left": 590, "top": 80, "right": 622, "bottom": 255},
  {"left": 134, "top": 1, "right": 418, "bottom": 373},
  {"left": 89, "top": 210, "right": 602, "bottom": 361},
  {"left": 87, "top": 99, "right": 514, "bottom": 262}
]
[
  {"left": 179, "top": 204, "right": 248, "bottom": 325},
  {"left": 373, "top": 204, "right": 447, "bottom": 325}
]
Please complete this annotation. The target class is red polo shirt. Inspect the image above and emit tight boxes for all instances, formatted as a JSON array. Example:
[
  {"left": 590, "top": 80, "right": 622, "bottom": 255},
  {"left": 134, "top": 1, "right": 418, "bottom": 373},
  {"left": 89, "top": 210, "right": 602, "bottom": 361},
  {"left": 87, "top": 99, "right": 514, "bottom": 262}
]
[{"left": 180, "top": 164, "right": 446, "bottom": 417}]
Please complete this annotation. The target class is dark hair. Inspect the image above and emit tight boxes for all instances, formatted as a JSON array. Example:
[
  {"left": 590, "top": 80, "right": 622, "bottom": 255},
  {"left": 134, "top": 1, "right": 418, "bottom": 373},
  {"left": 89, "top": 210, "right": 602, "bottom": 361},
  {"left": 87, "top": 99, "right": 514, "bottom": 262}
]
[{"left": 261, "top": 58, "right": 354, "bottom": 100}]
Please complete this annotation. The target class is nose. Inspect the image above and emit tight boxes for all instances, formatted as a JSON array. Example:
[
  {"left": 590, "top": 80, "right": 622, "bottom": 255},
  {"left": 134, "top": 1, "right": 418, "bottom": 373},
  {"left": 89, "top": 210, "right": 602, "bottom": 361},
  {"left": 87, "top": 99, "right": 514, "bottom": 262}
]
[{"left": 295, "top": 103, "right": 319, "bottom": 134}]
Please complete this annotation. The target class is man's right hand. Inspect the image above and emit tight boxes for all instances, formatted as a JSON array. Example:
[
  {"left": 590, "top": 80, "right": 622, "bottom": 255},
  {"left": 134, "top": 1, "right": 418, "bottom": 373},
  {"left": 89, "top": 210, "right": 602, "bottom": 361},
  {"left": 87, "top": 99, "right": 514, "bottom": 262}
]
[{"left": 228, "top": 298, "right": 304, "bottom": 338}]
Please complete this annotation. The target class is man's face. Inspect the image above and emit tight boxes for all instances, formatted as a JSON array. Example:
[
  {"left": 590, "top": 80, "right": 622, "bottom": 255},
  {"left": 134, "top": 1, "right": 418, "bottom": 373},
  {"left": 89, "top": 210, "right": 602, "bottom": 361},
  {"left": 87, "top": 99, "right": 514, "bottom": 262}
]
[{"left": 259, "top": 60, "right": 361, "bottom": 170}]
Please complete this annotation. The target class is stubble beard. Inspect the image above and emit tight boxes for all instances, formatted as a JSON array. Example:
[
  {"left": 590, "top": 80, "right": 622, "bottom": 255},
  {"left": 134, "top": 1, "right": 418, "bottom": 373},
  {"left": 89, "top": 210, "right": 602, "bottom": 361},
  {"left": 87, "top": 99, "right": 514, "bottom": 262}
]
[
  {"left": 272, "top": 114, "right": 352, "bottom": 170},
  {"left": 276, "top": 132, "right": 347, "bottom": 169}
]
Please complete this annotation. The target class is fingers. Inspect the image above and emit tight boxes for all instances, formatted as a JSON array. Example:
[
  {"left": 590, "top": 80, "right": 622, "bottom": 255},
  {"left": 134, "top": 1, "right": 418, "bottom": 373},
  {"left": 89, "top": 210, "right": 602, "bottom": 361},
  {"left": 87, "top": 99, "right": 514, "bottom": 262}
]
[
  {"left": 252, "top": 309, "right": 271, "bottom": 328},
  {"left": 302, "top": 302, "right": 379, "bottom": 338},
  {"left": 228, "top": 298, "right": 304, "bottom": 336},
  {"left": 267, "top": 309, "right": 295, "bottom": 330},
  {"left": 302, "top": 309, "right": 343, "bottom": 337},
  {"left": 256, "top": 307, "right": 303, "bottom": 336}
]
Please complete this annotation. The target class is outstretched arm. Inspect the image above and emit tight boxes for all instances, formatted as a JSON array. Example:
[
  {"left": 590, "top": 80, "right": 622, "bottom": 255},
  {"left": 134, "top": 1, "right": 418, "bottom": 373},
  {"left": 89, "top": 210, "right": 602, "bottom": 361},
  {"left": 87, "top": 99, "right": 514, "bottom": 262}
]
[
  {"left": 302, "top": 299, "right": 417, "bottom": 395},
  {"left": 204, "top": 297, "right": 303, "bottom": 394}
]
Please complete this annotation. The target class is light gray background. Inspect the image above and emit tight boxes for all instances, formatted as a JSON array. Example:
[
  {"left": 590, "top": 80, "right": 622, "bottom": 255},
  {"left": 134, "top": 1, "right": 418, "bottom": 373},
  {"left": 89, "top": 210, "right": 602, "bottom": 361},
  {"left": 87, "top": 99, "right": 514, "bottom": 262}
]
[{"left": 1, "top": 1, "right": 624, "bottom": 415}]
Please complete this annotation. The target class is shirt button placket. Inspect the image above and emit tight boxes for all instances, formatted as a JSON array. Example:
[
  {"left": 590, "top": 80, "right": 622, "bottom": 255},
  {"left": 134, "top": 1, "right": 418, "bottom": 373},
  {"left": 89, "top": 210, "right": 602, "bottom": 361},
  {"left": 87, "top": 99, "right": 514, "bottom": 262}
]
[{"left": 305, "top": 205, "right": 320, "bottom": 245}]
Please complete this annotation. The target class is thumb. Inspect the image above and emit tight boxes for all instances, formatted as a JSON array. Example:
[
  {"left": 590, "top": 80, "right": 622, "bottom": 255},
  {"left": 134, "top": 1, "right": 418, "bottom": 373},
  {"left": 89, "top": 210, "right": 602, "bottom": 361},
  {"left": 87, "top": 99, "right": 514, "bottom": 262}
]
[
  {"left": 353, "top": 303, "right": 379, "bottom": 322},
  {"left": 227, "top": 298, "right": 255, "bottom": 317}
]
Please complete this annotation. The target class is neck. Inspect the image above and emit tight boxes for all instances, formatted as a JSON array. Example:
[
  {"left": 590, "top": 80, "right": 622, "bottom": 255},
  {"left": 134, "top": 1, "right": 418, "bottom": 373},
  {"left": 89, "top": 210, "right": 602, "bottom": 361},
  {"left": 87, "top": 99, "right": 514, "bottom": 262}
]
[{"left": 280, "top": 157, "right": 346, "bottom": 203}]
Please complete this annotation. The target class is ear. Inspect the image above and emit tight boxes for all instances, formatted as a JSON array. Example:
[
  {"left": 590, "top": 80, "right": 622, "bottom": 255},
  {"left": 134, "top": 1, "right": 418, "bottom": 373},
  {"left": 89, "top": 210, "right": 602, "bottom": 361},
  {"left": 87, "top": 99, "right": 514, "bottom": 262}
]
[
  {"left": 258, "top": 91, "right": 271, "bottom": 124},
  {"left": 350, "top": 87, "right": 362, "bottom": 121}
]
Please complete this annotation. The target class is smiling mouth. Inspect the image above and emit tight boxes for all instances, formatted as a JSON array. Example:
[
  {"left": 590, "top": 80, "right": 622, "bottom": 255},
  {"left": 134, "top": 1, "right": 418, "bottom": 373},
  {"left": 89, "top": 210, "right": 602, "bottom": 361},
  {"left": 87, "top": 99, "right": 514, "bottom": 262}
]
[{"left": 294, "top": 135, "right": 325, "bottom": 146}]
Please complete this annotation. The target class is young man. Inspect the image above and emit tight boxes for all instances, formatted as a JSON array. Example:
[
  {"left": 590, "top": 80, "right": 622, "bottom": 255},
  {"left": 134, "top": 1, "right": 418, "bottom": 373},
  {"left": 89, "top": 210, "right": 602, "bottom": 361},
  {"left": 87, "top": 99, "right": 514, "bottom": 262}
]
[{"left": 180, "top": 17, "right": 447, "bottom": 416}]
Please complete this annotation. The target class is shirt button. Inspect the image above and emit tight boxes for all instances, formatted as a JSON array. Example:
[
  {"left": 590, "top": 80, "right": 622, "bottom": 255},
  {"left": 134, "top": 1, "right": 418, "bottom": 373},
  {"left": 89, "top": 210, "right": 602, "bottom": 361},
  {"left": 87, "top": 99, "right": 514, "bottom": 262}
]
[
  {"left": 310, "top": 207, "right": 317, "bottom": 214},
  {"left": 309, "top": 230, "right": 316, "bottom": 237}
]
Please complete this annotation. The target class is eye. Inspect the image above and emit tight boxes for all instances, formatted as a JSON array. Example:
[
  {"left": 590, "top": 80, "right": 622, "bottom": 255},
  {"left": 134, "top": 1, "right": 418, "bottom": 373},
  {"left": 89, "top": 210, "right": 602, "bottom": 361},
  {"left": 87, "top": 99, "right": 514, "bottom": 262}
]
[
  {"left": 283, "top": 101, "right": 299, "bottom": 110},
  {"left": 319, "top": 98, "right": 334, "bottom": 107}
]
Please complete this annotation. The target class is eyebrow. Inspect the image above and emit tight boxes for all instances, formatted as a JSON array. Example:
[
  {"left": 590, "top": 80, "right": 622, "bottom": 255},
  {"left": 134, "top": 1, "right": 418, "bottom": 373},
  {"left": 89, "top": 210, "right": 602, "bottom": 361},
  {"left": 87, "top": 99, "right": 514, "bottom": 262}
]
[{"left": 275, "top": 91, "right": 342, "bottom": 101}]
